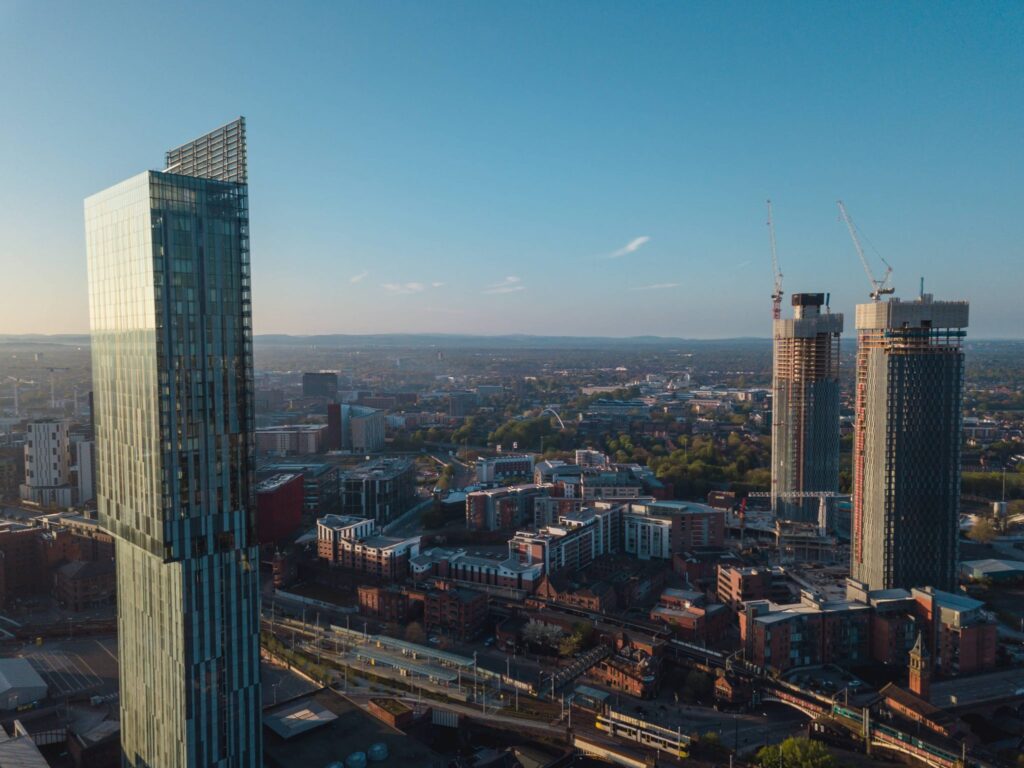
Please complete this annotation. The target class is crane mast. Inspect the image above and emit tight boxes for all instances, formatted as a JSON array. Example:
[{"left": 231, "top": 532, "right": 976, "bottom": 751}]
[
  {"left": 767, "top": 199, "right": 783, "bottom": 319},
  {"left": 837, "top": 200, "right": 894, "bottom": 301}
]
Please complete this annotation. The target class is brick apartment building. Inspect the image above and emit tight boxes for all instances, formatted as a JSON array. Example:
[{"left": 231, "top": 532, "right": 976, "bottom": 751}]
[
  {"left": 740, "top": 590, "right": 871, "bottom": 672},
  {"left": 649, "top": 588, "right": 729, "bottom": 645},
  {"left": 316, "top": 514, "right": 420, "bottom": 581},
  {"left": 54, "top": 559, "right": 116, "bottom": 611},
  {"left": 424, "top": 584, "right": 488, "bottom": 640},
  {"left": 410, "top": 547, "right": 544, "bottom": 593},
  {"left": 357, "top": 585, "right": 412, "bottom": 624},
  {"left": 717, "top": 564, "right": 790, "bottom": 610}
]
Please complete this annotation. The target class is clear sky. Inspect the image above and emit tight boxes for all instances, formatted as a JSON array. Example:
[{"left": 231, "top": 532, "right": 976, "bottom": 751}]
[{"left": 1, "top": 1, "right": 1021, "bottom": 338}]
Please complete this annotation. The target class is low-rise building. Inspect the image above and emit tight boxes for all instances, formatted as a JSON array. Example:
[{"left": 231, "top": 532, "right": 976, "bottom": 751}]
[
  {"left": 260, "top": 462, "right": 340, "bottom": 515},
  {"left": 340, "top": 458, "right": 416, "bottom": 524},
  {"left": 912, "top": 586, "right": 997, "bottom": 676},
  {"left": 255, "top": 424, "right": 327, "bottom": 455},
  {"left": 476, "top": 454, "right": 535, "bottom": 483},
  {"left": 316, "top": 514, "right": 420, "bottom": 581},
  {"left": 959, "top": 558, "right": 1024, "bottom": 583},
  {"left": 0, "top": 659, "right": 47, "bottom": 710},
  {"left": 410, "top": 547, "right": 544, "bottom": 593},
  {"left": 54, "top": 559, "right": 116, "bottom": 611},
  {"left": 357, "top": 585, "right": 411, "bottom": 624},
  {"left": 466, "top": 484, "right": 551, "bottom": 531},
  {"left": 717, "top": 564, "right": 790, "bottom": 610},
  {"left": 739, "top": 590, "right": 871, "bottom": 673},
  {"left": 649, "top": 588, "right": 729, "bottom": 645},
  {"left": 589, "top": 641, "right": 660, "bottom": 699},
  {"left": 425, "top": 584, "right": 487, "bottom": 640}
]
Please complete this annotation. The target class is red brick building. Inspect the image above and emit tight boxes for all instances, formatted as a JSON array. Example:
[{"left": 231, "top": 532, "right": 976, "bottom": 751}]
[
  {"left": 589, "top": 642, "right": 660, "bottom": 699},
  {"left": 533, "top": 574, "right": 617, "bottom": 613},
  {"left": 717, "top": 564, "right": 789, "bottom": 610},
  {"left": 739, "top": 591, "right": 870, "bottom": 673},
  {"left": 54, "top": 559, "right": 116, "bottom": 611},
  {"left": 0, "top": 525, "right": 48, "bottom": 607},
  {"left": 424, "top": 584, "right": 487, "bottom": 641},
  {"left": 256, "top": 473, "right": 304, "bottom": 545},
  {"left": 649, "top": 588, "right": 729, "bottom": 645},
  {"left": 358, "top": 585, "right": 411, "bottom": 624},
  {"left": 911, "top": 587, "right": 997, "bottom": 676}
]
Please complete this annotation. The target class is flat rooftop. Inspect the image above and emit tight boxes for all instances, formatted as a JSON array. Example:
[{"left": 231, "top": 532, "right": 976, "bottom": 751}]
[
  {"left": 262, "top": 689, "right": 443, "bottom": 768},
  {"left": 257, "top": 473, "right": 300, "bottom": 493}
]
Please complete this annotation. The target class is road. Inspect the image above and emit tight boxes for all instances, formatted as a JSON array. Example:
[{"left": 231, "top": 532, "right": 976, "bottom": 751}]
[{"left": 383, "top": 496, "right": 434, "bottom": 537}]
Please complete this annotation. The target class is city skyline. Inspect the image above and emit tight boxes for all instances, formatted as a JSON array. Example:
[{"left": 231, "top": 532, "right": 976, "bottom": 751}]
[{"left": 2, "top": 2, "right": 1022, "bottom": 338}]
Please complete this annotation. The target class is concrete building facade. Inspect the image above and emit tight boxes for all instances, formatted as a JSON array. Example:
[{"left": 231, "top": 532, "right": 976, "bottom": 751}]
[{"left": 771, "top": 293, "right": 843, "bottom": 521}]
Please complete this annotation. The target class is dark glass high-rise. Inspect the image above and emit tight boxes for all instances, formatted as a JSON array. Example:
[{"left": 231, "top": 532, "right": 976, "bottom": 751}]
[{"left": 85, "top": 117, "right": 261, "bottom": 767}]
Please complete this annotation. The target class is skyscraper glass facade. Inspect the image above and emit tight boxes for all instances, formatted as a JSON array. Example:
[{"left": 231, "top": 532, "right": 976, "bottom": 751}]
[
  {"left": 85, "top": 118, "right": 261, "bottom": 767},
  {"left": 851, "top": 296, "right": 968, "bottom": 592}
]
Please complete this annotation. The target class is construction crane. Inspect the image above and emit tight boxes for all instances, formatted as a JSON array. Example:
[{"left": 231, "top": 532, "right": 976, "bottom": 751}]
[
  {"left": 747, "top": 490, "right": 849, "bottom": 536},
  {"left": 5, "top": 376, "right": 35, "bottom": 419},
  {"left": 767, "top": 199, "right": 783, "bottom": 319},
  {"left": 836, "top": 200, "right": 894, "bottom": 301},
  {"left": 44, "top": 367, "right": 70, "bottom": 409}
]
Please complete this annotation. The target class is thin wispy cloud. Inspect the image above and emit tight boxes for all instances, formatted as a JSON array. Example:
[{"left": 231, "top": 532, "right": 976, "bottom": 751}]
[
  {"left": 381, "top": 282, "right": 426, "bottom": 295},
  {"left": 631, "top": 282, "right": 679, "bottom": 291},
  {"left": 431, "top": 281, "right": 445, "bottom": 288},
  {"left": 609, "top": 236, "right": 651, "bottom": 259},
  {"left": 483, "top": 276, "right": 525, "bottom": 295},
  {"left": 350, "top": 270, "right": 369, "bottom": 284}
]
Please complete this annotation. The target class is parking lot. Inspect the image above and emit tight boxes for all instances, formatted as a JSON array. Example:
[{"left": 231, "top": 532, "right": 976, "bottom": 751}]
[{"left": 17, "top": 635, "right": 119, "bottom": 699}]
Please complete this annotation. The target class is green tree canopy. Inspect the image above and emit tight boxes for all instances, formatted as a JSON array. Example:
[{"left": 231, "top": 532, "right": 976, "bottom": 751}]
[{"left": 755, "top": 738, "right": 836, "bottom": 768}]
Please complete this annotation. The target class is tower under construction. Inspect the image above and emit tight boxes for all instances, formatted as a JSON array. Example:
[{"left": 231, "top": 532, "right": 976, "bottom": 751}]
[
  {"left": 851, "top": 295, "right": 968, "bottom": 592},
  {"left": 771, "top": 293, "right": 843, "bottom": 521}
]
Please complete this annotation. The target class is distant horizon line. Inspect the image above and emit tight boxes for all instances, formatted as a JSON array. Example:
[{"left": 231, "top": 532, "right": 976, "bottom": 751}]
[{"left": 2, "top": 332, "right": 1022, "bottom": 343}]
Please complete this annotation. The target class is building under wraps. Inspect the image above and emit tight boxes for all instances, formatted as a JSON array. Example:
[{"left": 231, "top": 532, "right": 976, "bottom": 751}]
[{"left": 771, "top": 293, "right": 843, "bottom": 522}]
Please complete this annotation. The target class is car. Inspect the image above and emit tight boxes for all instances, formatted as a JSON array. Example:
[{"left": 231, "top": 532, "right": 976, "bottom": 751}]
[
  {"left": 483, "top": 637, "right": 494, "bottom": 647},
  {"left": 848, "top": 680, "right": 863, "bottom": 689},
  {"left": 428, "top": 636, "right": 440, "bottom": 645}
]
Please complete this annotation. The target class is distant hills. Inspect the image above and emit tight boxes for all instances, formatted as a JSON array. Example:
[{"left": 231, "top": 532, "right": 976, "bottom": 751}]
[{"left": 1, "top": 333, "right": 1020, "bottom": 350}]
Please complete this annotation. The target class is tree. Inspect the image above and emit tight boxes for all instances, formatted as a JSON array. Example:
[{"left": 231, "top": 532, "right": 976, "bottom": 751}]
[
  {"left": 967, "top": 517, "right": 997, "bottom": 544},
  {"left": 681, "top": 670, "right": 712, "bottom": 703},
  {"left": 405, "top": 621, "right": 426, "bottom": 645},
  {"left": 755, "top": 738, "right": 835, "bottom": 768},
  {"left": 522, "top": 619, "right": 563, "bottom": 649},
  {"left": 558, "top": 633, "right": 581, "bottom": 657}
]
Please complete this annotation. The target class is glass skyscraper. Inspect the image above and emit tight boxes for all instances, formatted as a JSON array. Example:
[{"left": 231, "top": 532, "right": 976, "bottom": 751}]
[
  {"left": 85, "top": 118, "right": 261, "bottom": 767},
  {"left": 851, "top": 294, "right": 969, "bottom": 592}
]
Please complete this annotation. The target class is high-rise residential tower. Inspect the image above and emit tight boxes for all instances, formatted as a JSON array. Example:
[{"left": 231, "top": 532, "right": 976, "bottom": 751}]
[
  {"left": 85, "top": 118, "right": 261, "bottom": 767},
  {"left": 851, "top": 295, "right": 968, "bottom": 592},
  {"left": 771, "top": 293, "right": 843, "bottom": 522}
]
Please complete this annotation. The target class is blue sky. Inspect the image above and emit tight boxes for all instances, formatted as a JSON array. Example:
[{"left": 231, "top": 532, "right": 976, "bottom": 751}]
[{"left": 1, "top": 1, "right": 1021, "bottom": 337}]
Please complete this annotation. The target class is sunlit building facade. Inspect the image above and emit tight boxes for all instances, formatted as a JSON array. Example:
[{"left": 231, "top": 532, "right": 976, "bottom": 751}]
[
  {"left": 851, "top": 296, "right": 968, "bottom": 592},
  {"left": 771, "top": 293, "right": 843, "bottom": 522},
  {"left": 85, "top": 118, "right": 261, "bottom": 767}
]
